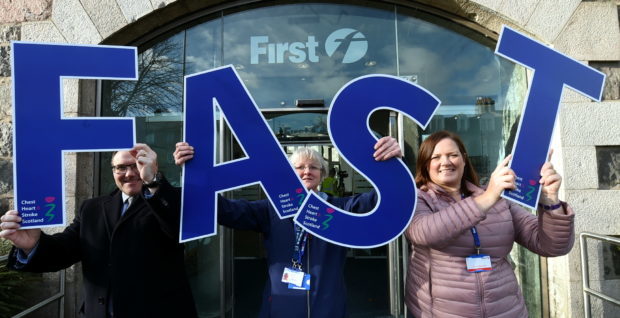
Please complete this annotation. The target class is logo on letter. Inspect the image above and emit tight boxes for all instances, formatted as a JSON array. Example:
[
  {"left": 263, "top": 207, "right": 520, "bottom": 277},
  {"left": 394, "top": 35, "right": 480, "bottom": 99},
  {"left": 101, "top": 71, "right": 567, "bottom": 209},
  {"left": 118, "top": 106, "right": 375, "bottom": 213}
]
[{"left": 325, "top": 28, "right": 368, "bottom": 64}]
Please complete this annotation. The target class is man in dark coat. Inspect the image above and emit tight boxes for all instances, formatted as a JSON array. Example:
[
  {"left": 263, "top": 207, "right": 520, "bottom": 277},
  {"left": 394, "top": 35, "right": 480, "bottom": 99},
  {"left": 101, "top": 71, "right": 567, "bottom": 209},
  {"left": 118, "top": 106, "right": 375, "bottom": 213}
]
[{"left": 0, "top": 144, "right": 197, "bottom": 318}]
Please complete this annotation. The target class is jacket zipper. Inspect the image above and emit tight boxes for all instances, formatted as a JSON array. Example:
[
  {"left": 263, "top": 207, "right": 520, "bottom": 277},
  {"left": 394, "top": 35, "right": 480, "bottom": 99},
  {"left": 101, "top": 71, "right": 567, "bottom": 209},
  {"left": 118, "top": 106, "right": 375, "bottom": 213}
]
[
  {"left": 476, "top": 272, "right": 487, "bottom": 318},
  {"left": 306, "top": 235, "right": 311, "bottom": 318}
]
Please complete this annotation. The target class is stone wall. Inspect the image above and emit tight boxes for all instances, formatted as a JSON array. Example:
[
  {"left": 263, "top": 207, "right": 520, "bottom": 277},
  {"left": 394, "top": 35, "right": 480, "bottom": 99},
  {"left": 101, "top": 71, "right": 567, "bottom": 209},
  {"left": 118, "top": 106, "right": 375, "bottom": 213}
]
[
  {"left": 472, "top": 1, "right": 620, "bottom": 317},
  {"left": 0, "top": 1, "right": 76, "bottom": 317},
  {"left": 551, "top": 2, "right": 620, "bottom": 317},
  {"left": 0, "top": 0, "right": 52, "bottom": 220}
]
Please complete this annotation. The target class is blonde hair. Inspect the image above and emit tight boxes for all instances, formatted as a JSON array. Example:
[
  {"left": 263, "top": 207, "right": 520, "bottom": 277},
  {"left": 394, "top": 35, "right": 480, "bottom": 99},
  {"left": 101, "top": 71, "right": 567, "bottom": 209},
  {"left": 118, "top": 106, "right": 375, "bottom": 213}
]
[{"left": 290, "top": 147, "right": 328, "bottom": 181}]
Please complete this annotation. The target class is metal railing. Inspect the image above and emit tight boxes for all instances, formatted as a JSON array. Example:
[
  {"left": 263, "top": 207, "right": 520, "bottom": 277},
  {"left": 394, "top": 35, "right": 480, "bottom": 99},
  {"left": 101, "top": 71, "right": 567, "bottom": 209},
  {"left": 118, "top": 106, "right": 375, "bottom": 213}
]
[
  {"left": 0, "top": 253, "right": 65, "bottom": 318},
  {"left": 580, "top": 232, "right": 620, "bottom": 318}
]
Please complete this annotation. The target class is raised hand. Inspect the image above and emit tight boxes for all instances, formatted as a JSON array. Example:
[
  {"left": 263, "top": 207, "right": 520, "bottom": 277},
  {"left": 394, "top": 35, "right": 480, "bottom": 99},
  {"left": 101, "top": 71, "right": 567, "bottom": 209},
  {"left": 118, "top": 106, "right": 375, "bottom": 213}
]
[
  {"left": 130, "top": 143, "right": 158, "bottom": 183},
  {"left": 539, "top": 149, "right": 562, "bottom": 205},
  {"left": 0, "top": 210, "right": 41, "bottom": 254},
  {"left": 174, "top": 142, "right": 194, "bottom": 166},
  {"left": 486, "top": 154, "right": 517, "bottom": 199},
  {"left": 373, "top": 136, "right": 403, "bottom": 161},
  {"left": 474, "top": 154, "right": 516, "bottom": 213}
]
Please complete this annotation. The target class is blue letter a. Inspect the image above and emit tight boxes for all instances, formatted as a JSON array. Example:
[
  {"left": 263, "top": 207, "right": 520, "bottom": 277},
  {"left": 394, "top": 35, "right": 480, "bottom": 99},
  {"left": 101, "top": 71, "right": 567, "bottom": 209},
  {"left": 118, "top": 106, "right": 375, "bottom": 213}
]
[{"left": 180, "top": 66, "right": 305, "bottom": 242}]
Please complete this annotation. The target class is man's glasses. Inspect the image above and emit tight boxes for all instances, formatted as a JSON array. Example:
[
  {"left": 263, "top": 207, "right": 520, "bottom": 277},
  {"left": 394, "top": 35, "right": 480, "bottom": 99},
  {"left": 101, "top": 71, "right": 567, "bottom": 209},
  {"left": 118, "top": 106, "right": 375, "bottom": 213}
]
[{"left": 112, "top": 163, "right": 138, "bottom": 175}]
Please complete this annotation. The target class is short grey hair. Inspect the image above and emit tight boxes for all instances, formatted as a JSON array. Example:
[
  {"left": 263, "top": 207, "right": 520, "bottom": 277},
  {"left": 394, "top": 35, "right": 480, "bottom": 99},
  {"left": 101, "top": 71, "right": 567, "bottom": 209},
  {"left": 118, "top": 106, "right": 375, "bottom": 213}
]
[{"left": 289, "top": 147, "right": 328, "bottom": 181}]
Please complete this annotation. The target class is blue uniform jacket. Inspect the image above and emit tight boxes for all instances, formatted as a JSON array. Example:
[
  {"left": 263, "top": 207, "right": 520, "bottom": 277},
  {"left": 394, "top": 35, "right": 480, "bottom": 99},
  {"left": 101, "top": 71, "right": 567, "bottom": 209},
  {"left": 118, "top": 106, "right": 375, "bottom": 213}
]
[{"left": 218, "top": 191, "right": 377, "bottom": 318}]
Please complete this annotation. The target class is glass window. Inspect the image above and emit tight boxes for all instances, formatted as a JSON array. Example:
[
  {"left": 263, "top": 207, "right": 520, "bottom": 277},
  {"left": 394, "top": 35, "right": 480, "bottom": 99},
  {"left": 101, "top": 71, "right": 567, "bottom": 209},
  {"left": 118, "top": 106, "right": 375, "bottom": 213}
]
[
  {"left": 186, "top": 18, "right": 223, "bottom": 75},
  {"left": 102, "top": 33, "right": 184, "bottom": 117},
  {"left": 597, "top": 146, "right": 620, "bottom": 190},
  {"left": 396, "top": 8, "right": 526, "bottom": 183},
  {"left": 98, "top": 2, "right": 533, "bottom": 317},
  {"left": 265, "top": 112, "right": 329, "bottom": 143},
  {"left": 101, "top": 32, "right": 186, "bottom": 186},
  {"left": 222, "top": 3, "right": 396, "bottom": 108}
]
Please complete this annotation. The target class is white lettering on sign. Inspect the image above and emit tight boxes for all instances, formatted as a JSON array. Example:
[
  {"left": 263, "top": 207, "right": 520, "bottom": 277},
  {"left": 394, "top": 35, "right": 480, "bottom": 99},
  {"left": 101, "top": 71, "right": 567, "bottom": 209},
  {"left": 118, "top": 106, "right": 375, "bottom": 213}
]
[
  {"left": 250, "top": 28, "right": 368, "bottom": 65},
  {"left": 250, "top": 35, "right": 319, "bottom": 65}
]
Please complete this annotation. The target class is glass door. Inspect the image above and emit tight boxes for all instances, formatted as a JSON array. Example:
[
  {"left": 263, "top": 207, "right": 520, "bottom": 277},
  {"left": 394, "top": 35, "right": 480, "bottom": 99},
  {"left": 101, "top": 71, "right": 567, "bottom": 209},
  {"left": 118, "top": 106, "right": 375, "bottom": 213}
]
[
  {"left": 224, "top": 109, "right": 406, "bottom": 317},
  {"left": 228, "top": 143, "right": 399, "bottom": 317}
]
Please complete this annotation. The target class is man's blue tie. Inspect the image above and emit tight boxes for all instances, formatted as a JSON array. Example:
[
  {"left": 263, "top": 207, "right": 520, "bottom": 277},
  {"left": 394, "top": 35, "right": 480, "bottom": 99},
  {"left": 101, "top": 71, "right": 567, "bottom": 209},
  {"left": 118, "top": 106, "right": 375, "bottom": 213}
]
[{"left": 121, "top": 199, "right": 129, "bottom": 216}]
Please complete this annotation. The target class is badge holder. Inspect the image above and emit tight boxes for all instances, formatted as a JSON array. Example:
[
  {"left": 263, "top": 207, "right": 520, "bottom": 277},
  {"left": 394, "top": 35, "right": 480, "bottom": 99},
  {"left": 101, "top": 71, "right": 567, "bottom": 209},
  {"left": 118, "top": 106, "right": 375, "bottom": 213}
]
[
  {"left": 281, "top": 225, "right": 311, "bottom": 290},
  {"left": 288, "top": 272, "right": 311, "bottom": 290},
  {"left": 466, "top": 227, "right": 492, "bottom": 273}
]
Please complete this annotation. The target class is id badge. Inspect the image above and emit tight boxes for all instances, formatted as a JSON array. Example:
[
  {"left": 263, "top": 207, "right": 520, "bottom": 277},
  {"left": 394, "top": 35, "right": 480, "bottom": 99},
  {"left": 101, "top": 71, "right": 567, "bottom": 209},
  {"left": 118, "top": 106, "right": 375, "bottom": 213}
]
[
  {"left": 466, "top": 254, "right": 492, "bottom": 272},
  {"left": 281, "top": 267, "right": 305, "bottom": 286},
  {"left": 288, "top": 274, "right": 311, "bottom": 290}
]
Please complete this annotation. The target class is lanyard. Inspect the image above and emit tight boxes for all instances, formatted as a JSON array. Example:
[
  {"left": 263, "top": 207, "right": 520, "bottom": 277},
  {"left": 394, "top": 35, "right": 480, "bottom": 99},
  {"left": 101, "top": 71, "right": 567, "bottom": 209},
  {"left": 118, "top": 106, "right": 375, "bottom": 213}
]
[
  {"left": 291, "top": 224, "right": 309, "bottom": 270},
  {"left": 470, "top": 227, "right": 481, "bottom": 254},
  {"left": 460, "top": 193, "right": 481, "bottom": 254}
]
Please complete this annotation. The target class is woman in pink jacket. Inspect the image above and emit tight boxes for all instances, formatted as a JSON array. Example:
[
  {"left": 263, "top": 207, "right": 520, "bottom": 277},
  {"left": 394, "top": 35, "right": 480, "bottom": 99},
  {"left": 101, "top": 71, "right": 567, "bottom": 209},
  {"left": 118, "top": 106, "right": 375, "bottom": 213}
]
[{"left": 405, "top": 130, "right": 574, "bottom": 317}]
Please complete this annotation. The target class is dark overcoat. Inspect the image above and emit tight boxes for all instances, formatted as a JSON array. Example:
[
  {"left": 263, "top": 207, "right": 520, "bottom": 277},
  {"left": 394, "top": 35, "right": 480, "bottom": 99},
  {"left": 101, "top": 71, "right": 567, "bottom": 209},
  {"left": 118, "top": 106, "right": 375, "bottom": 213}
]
[{"left": 9, "top": 180, "right": 197, "bottom": 318}]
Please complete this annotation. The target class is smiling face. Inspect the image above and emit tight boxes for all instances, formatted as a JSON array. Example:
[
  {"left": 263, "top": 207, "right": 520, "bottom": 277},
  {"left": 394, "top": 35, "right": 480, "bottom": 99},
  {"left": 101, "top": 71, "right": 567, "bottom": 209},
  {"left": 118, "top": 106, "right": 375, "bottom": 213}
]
[
  {"left": 428, "top": 138, "right": 466, "bottom": 190},
  {"left": 111, "top": 151, "right": 142, "bottom": 196},
  {"left": 293, "top": 157, "right": 323, "bottom": 192}
]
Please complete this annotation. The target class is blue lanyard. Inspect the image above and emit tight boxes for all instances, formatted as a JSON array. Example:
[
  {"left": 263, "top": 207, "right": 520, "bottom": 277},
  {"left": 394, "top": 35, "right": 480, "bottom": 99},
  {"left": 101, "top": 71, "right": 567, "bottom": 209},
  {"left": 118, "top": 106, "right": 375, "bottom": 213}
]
[
  {"left": 470, "top": 227, "right": 481, "bottom": 254},
  {"left": 460, "top": 192, "right": 481, "bottom": 254},
  {"left": 292, "top": 224, "right": 309, "bottom": 270}
]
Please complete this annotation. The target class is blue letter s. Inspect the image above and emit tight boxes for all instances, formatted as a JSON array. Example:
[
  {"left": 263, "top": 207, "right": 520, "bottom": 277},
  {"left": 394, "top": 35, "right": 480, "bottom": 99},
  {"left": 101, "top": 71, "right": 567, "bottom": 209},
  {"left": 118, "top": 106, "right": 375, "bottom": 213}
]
[{"left": 294, "top": 75, "right": 440, "bottom": 248}]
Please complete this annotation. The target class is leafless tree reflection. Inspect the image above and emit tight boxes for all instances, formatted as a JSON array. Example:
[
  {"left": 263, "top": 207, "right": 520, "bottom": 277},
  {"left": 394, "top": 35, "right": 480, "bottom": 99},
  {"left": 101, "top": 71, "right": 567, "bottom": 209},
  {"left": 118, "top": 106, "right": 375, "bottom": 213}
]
[{"left": 103, "top": 36, "right": 184, "bottom": 116}]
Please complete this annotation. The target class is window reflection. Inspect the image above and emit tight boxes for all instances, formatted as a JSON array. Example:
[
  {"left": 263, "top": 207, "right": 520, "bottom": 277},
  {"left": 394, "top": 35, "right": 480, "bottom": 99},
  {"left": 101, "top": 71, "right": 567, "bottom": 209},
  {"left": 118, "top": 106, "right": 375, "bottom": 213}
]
[
  {"left": 266, "top": 112, "right": 329, "bottom": 142},
  {"left": 102, "top": 33, "right": 184, "bottom": 117},
  {"left": 101, "top": 33, "right": 186, "bottom": 186},
  {"left": 185, "top": 19, "right": 222, "bottom": 75},
  {"left": 222, "top": 3, "right": 396, "bottom": 108},
  {"left": 397, "top": 9, "right": 524, "bottom": 181},
  {"left": 397, "top": 11, "right": 500, "bottom": 106}
]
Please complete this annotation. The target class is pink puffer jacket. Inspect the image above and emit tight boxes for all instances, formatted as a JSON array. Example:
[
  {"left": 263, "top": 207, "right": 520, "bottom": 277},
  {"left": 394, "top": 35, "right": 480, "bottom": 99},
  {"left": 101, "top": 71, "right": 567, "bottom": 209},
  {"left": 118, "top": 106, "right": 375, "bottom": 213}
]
[{"left": 405, "top": 182, "right": 574, "bottom": 317}]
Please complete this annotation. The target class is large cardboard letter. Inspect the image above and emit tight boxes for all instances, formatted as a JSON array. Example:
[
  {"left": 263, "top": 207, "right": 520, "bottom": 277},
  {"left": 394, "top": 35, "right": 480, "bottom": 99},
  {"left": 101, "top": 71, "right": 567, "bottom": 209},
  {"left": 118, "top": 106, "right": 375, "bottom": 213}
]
[
  {"left": 12, "top": 42, "right": 137, "bottom": 228},
  {"left": 495, "top": 26, "right": 606, "bottom": 209},
  {"left": 294, "top": 75, "right": 440, "bottom": 248},
  {"left": 180, "top": 66, "right": 306, "bottom": 242}
]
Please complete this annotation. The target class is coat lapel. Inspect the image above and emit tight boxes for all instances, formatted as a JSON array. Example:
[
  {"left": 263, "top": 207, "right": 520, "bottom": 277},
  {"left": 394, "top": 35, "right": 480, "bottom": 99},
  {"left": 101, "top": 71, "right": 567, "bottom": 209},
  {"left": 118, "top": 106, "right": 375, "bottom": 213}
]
[{"left": 102, "top": 191, "right": 123, "bottom": 238}]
